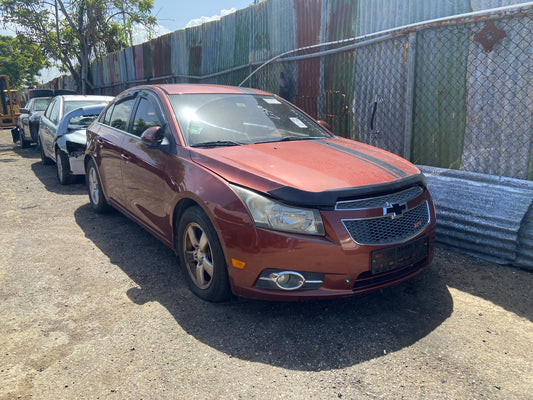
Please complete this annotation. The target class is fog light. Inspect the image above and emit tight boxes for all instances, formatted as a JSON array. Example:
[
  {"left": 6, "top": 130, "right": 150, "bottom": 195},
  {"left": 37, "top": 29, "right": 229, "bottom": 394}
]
[{"left": 270, "top": 271, "right": 305, "bottom": 290}]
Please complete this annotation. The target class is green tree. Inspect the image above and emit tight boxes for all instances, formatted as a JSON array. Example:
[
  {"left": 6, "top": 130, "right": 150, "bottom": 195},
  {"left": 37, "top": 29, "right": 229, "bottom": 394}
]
[
  {"left": 0, "top": 34, "right": 48, "bottom": 87},
  {"left": 0, "top": 0, "right": 156, "bottom": 94}
]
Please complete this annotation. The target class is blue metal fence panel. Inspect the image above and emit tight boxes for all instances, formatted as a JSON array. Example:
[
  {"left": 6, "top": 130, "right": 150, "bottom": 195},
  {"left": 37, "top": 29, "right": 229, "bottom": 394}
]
[
  {"left": 170, "top": 30, "right": 188, "bottom": 79},
  {"left": 461, "top": 13, "right": 533, "bottom": 179},
  {"left": 124, "top": 47, "right": 136, "bottom": 83},
  {"left": 357, "top": 0, "right": 472, "bottom": 35},
  {"left": 201, "top": 20, "right": 220, "bottom": 78},
  {"left": 268, "top": 0, "right": 296, "bottom": 55}
]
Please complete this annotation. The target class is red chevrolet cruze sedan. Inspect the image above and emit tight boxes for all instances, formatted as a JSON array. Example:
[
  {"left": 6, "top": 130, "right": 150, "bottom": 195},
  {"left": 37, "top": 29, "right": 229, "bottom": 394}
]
[{"left": 85, "top": 84, "right": 435, "bottom": 302}]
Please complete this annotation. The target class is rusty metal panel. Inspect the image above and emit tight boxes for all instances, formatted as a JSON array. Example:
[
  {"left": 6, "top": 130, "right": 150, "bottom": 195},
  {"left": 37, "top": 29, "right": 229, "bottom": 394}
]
[
  {"left": 133, "top": 44, "right": 144, "bottom": 81},
  {"left": 171, "top": 30, "right": 188, "bottom": 80},
  {"left": 142, "top": 42, "right": 153, "bottom": 80},
  {"left": 186, "top": 25, "right": 203, "bottom": 79},
  {"left": 294, "top": 0, "right": 322, "bottom": 117},
  {"left": 461, "top": 14, "right": 533, "bottom": 179},
  {"left": 112, "top": 52, "right": 120, "bottom": 84},
  {"left": 322, "top": 0, "right": 359, "bottom": 138},
  {"left": 152, "top": 36, "right": 163, "bottom": 78}
]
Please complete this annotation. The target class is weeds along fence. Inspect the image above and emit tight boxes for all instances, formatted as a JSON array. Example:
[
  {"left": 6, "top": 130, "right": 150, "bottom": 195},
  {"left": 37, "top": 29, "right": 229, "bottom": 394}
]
[{"left": 46, "top": 1, "right": 533, "bottom": 181}]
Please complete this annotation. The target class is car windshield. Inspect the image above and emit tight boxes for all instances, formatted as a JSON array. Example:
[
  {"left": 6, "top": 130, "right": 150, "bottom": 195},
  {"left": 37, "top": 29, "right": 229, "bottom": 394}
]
[
  {"left": 168, "top": 94, "right": 333, "bottom": 147},
  {"left": 68, "top": 114, "right": 99, "bottom": 130},
  {"left": 34, "top": 98, "right": 51, "bottom": 111},
  {"left": 64, "top": 100, "right": 106, "bottom": 115}
]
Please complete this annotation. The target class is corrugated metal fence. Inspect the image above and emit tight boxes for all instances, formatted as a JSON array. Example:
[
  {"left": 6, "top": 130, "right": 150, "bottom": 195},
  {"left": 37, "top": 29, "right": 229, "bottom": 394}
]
[{"left": 46, "top": 0, "right": 533, "bottom": 183}]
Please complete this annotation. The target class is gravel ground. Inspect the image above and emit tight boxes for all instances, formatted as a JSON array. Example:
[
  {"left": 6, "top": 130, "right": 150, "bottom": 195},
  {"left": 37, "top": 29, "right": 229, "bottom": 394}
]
[{"left": 0, "top": 129, "right": 532, "bottom": 400}]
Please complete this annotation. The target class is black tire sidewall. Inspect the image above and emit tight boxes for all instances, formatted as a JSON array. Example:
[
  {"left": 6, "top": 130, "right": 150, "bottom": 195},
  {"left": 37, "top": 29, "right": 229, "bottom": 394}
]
[{"left": 56, "top": 150, "right": 71, "bottom": 185}]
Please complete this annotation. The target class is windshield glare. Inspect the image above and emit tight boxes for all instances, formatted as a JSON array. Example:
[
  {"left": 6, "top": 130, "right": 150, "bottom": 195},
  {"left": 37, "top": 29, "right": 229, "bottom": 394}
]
[{"left": 168, "top": 94, "right": 332, "bottom": 147}]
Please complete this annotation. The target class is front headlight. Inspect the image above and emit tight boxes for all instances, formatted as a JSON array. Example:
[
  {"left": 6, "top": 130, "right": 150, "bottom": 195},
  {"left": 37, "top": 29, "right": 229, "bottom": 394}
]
[{"left": 230, "top": 184, "right": 325, "bottom": 236}]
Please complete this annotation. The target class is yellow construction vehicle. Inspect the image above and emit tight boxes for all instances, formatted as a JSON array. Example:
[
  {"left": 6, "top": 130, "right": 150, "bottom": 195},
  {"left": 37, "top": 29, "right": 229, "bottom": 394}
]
[{"left": 0, "top": 75, "right": 21, "bottom": 128}]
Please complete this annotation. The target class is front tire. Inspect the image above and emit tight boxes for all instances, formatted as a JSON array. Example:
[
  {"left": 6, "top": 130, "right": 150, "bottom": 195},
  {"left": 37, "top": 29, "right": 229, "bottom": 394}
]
[
  {"left": 177, "top": 206, "right": 231, "bottom": 302},
  {"left": 56, "top": 150, "right": 72, "bottom": 185},
  {"left": 86, "top": 159, "right": 110, "bottom": 213},
  {"left": 20, "top": 127, "right": 30, "bottom": 148}
]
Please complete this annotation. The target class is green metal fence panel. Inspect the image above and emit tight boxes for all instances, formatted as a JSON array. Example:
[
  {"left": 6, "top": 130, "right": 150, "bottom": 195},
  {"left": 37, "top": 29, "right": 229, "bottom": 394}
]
[
  {"left": 230, "top": 6, "right": 252, "bottom": 86},
  {"left": 411, "top": 25, "right": 470, "bottom": 169},
  {"left": 322, "top": 0, "right": 359, "bottom": 139}
]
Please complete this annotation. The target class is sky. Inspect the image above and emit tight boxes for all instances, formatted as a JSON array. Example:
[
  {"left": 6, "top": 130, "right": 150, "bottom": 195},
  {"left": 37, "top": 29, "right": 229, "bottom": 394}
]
[{"left": 0, "top": 0, "right": 256, "bottom": 83}]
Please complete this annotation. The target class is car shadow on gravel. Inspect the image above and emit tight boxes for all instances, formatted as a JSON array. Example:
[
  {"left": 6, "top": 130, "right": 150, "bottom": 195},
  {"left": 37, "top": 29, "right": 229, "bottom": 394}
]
[
  {"left": 11, "top": 144, "right": 41, "bottom": 159},
  {"left": 31, "top": 160, "right": 86, "bottom": 194},
  {"left": 75, "top": 203, "right": 454, "bottom": 371}
]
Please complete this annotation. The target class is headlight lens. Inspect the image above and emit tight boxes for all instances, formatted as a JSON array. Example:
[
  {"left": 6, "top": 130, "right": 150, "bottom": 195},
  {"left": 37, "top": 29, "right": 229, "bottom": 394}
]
[{"left": 230, "top": 184, "right": 325, "bottom": 236}]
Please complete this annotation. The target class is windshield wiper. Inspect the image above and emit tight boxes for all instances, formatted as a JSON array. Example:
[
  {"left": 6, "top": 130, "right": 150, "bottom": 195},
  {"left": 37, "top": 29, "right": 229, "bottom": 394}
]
[
  {"left": 191, "top": 140, "right": 243, "bottom": 148},
  {"left": 253, "top": 136, "right": 325, "bottom": 145},
  {"left": 278, "top": 136, "right": 324, "bottom": 142}
]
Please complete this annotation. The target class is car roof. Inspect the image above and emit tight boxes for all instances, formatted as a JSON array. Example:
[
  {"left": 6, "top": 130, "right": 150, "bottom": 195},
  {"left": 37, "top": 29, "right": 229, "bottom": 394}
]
[
  {"left": 146, "top": 84, "right": 271, "bottom": 96},
  {"left": 57, "top": 95, "right": 114, "bottom": 102}
]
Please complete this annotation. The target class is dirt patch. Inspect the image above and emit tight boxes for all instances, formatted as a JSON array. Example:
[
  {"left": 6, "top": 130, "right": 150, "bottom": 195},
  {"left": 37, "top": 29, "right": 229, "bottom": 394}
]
[{"left": 1, "top": 129, "right": 532, "bottom": 399}]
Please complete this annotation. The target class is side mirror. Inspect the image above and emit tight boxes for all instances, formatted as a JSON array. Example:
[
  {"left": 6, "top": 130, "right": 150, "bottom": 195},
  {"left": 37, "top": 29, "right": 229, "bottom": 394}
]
[
  {"left": 141, "top": 126, "right": 164, "bottom": 145},
  {"left": 20, "top": 108, "right": 29, "bottom": 114},
  {"left": 317, "top": 120, "right": 332, "bottom": 132}
]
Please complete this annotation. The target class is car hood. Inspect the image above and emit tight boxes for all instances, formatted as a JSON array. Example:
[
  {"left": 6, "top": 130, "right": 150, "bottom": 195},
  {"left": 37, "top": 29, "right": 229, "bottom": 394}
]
[
  {"left": 62, "top": 129, "right": 86, "bottom": 145},
  {"left": 190, "top": 137, "right": 423, "bottom": 206}
]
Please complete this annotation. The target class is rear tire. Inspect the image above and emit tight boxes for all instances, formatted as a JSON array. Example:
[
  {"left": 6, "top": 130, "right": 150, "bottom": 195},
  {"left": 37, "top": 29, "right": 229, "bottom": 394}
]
[
  {"left": 56, "top": 150, "right": 72, "bottom": 185},
  {"left": 39, "top": 137, "right": 53, "bottom": 165},
  {"left": 176, "top": 206, "right": 231, "bottom": 302},
  {"left": 86, "top": 159, "right": 110, "bottom": 213},
  {"left": 20, "top": 127, "right": 30, "bottom": 148}
]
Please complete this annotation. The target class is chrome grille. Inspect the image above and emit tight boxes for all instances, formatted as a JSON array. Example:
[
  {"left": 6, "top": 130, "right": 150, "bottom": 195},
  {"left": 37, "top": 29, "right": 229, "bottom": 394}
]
[
  {"left": 342, "top": 201, "right": 430, "bottom": 245},
  {"left": 336, "top": 186, "right": 424, "bottom": 210}
]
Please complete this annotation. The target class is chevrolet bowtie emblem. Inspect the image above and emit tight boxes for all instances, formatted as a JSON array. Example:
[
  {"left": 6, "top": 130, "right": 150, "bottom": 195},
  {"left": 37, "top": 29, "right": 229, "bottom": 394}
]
[{"left": 384, "top": 203, "right": 407, "bottom": 219}]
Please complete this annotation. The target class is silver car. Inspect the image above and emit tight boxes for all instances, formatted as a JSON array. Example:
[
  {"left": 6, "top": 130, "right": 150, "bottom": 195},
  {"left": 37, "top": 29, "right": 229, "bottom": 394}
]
[
  {"left": 39, "top": 95, "right": 113, "bottom": 184},
  {"left": 16, "top": 97, "right": 53, "bottom": 147}
]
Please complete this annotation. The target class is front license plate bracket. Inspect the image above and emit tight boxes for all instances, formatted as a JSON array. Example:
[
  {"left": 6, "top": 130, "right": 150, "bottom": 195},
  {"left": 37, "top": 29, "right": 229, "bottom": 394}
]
[{"left": 371, "top": 236, "right": 429, "bottom": 275}]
